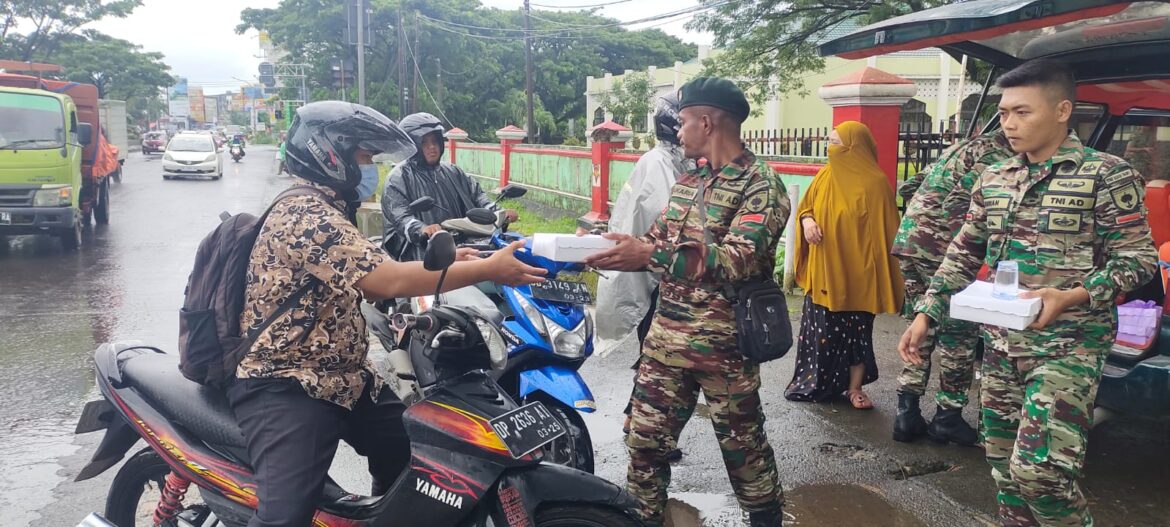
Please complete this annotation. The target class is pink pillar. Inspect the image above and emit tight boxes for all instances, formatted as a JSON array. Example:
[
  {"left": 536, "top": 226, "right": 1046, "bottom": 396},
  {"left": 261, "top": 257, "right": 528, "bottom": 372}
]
[
  {"left": 818, "top": 67, "right": 918, "bottom": 189},
  {"left": 495, "top": 125, "right": 527, "bottom": 188},
  {"left": 580, "top": 120, "right": 631, "bottom": 228},
  {"left": 445, "top": 127, "right": 468, "bottom": 165}
]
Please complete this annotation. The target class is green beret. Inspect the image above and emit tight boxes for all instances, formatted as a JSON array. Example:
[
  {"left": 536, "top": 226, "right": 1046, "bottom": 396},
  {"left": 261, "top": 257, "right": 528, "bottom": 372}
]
[{"left": 677, "top": 76, "right": 750, "bottom": 123}]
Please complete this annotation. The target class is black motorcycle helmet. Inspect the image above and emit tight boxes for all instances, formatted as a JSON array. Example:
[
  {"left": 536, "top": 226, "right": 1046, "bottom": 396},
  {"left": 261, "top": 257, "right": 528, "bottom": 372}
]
[
  {"left": 284, "top": 101, "right": 415, "bottom": 197},
  {"left": 654, "top": 93, "right": 682, "bottom": 145},
  {"left": 399, "top": 112, "right": 446, "bottom": 163}
]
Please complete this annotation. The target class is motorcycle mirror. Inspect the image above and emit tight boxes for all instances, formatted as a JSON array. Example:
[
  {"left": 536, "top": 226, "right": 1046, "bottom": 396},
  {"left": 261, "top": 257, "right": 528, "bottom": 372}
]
[
  {"left": 466, "top": 208, "right": 497, "bottom": 226},
  {"left": 495, "top": 184, "right": 527, "bottom": 202},
  {"left": 409, "top": 196, "right": 436, "bottom": 214},
  {"left": 423, "top": 230, "right": 457, "bottom": 272}
]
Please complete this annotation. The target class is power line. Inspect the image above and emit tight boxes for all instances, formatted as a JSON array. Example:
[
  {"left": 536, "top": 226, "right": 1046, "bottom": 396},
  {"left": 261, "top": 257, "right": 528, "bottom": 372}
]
[
  {"left": 404, "top": 30, "right": 455, "bottom": 129},
  {"left": 418, "top": 2, "right": 729, "bottom": 37},
  {"left": 530, "top": 0, "right": 633, "bottom": 8}
]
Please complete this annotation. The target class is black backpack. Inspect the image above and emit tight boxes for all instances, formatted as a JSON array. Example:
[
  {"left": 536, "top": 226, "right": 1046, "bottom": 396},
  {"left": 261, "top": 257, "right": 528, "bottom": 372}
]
[{"left": 178, "top": 185, "right": 330, "bottom": 387}]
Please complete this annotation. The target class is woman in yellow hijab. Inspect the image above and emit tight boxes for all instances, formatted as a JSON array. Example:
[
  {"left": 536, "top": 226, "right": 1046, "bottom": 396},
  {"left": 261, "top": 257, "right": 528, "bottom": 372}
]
[{"left": 785, "top": 121, "right": 904, "bottom": 409}]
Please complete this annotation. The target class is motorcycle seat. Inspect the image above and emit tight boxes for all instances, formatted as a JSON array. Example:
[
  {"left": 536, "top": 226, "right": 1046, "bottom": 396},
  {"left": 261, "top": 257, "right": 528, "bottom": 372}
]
[{"left": 121, "top": 353, "right": 247, "bottom": 449}]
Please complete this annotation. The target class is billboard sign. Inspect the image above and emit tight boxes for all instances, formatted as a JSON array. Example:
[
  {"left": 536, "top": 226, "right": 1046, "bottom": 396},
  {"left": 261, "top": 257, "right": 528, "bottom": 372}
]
[
  {"left": 168, "top": 77, "right": 189, "bottom": 118},
  {"left": 205, "top": 97, "right": 219, "bottom": 124},
  {"left": 189, "top": 86, "right": 205, "bottom": 123}
]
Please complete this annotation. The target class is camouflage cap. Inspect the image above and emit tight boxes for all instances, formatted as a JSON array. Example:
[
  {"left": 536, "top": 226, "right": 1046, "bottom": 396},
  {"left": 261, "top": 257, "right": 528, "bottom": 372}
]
[{"left": 678, "top": 76, "right": 750, "bottom": 123}]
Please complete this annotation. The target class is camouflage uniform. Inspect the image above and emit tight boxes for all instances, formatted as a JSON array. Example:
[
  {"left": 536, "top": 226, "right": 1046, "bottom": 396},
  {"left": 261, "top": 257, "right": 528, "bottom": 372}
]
[
  {"left": 628, "top": 149, "right": 789, "bottom": 526},
  {"left": 893, "top": 131, "right": 1013, "bottom": 409},
  {"left": 918, "top": 132, "right": 1157, "bottom": 526}
]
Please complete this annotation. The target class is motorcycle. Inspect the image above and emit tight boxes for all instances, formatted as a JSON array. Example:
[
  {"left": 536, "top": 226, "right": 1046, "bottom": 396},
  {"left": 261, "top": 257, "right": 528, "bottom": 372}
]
[
  {"left": 229, "top": 145, "right": 244, "bottom": 163},
  {"left": 72, "top": 231, "right": 643, "bottom": 527},
  {"left": 364, "top": 185, "right": 598, "bottom": 473}
]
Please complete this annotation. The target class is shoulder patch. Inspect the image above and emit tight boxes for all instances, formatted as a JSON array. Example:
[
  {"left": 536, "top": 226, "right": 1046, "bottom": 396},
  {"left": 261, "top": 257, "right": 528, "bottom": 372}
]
[
  {"left": 1110, "top": 181, "right": 1142, "bottom": 212},
  {"left": 1104, "top": 168, "right": 1138, "bottom": 187}
]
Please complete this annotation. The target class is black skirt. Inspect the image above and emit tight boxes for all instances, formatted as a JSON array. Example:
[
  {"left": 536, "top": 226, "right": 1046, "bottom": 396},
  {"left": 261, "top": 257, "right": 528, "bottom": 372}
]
[{"left": 784, "top": 295, "right": 879, "bottom": 402}]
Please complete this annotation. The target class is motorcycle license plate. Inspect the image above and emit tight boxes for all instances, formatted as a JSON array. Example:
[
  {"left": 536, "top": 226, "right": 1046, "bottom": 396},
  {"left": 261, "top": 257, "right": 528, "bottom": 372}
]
[
  {"left": 529, "top": 279, "right": 592, "bottom": 304},
  {"left": 489, "top": 401, "right": 566, "bottom": 459},
  {"left": 0, "top": 212, "right": 10, "bottom": 225}
]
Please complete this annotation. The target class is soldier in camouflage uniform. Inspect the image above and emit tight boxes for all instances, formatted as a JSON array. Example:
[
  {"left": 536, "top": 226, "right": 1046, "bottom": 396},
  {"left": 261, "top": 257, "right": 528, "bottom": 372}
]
[
  {"left": 901, "top": 60, "right": 1157, "bottom": 526},
  {"left": 585, "top": 77, "right": 788, "bottom": 527},
  {"left": 891, "top": 130, "right": 1014, "bottom": 446}
]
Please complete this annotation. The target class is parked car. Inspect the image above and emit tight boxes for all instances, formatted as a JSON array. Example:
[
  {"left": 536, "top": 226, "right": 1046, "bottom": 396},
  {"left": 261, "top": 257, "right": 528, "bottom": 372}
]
[
  {"left": 819, "top": 0, "right": 1170, "bottom": 419},
  {"left": 162, "top": 134, "right": 223, "bottom": 180},
  {"left": 140, "top": 131, "right": 166, "bottom": 155}
]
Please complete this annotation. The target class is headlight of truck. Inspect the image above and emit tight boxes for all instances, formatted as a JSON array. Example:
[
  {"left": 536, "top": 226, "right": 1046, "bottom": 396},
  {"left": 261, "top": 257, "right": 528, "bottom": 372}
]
[
  {"left": 33, "top": 186, "right": 71, "bottom": 206},
  {"left": 205, "top": 153, "right": 218, "bottom": 163},
  {"left": 473, "top": 317, "right": 508, "bottom": 370}
]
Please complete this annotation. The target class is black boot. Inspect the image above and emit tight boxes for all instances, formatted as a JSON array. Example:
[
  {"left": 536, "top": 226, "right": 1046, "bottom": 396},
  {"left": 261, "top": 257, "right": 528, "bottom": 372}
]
[
  {"left": 748, "top": 505, "right": 783, "bottom": 527},
  {"left": 928, "top": 407, "right": 979, "bottom": 447},
  {"left": 893, "top": 392, "right": 928, "bottom": 443}
]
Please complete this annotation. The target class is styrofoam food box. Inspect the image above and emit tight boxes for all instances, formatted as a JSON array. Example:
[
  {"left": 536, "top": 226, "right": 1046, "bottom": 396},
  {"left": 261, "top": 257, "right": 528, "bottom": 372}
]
[
  {"left": 531, "top": 233, "right": 616, "bottom": 262},
  {"left": 950, "top": 280, "right": 1042, "bottom": 330}
]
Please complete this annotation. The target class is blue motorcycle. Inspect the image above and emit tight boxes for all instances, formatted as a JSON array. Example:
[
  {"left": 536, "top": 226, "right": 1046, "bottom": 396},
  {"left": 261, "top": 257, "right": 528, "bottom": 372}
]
[{"left": 364, "top": 185, "right": 597, "bottom": 472}]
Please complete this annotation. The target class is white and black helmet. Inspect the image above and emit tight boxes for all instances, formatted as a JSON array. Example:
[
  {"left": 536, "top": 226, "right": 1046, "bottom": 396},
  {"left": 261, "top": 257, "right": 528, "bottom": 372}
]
[
  {"left": 284, "top": 101, "right": 415, "bottom": 197},
  {"left": 654, "top": 93, "right": 682, "bottom": 145}
]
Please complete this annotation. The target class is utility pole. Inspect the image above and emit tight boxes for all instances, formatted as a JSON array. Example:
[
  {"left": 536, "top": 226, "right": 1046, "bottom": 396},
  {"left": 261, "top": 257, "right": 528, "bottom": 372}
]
[
  {"left": 340, "top": 58, "right": 347, "bottom": 102},
  {"left": 412, "top": 11, "right": 420, "bottom": 113},
  {"left": 397, "top": 7, "right": 407, "bottom": 118},
  {"left": 524, "top": 0, "right": 535, "bottom": 143},
  {"left": 356, "top": 0, "right": 366, "bottom": 105},
  {"left": 435, "top": 57, "right": 443, "bottom": 111}
]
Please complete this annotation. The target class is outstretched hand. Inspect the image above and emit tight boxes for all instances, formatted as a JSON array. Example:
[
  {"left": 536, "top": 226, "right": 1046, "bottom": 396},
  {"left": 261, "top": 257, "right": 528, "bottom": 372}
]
[
  {"left": 584, "top": 233, "right": 653, "bottom": 271},
  {"left": 485, "top": 241, "right": 547, "bottom": 286}
]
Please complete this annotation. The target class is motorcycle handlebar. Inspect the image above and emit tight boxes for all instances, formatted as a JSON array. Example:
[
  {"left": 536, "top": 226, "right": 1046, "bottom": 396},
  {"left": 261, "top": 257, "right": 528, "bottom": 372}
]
[{"left": 391, "top": 312, "right": 435, "bottom": 333}]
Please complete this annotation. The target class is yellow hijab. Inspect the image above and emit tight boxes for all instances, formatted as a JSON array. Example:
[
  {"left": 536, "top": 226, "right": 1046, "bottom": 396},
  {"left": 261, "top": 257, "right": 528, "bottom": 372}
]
[{"left": 795, "top": 121, "right": 904, "bottom": 314}]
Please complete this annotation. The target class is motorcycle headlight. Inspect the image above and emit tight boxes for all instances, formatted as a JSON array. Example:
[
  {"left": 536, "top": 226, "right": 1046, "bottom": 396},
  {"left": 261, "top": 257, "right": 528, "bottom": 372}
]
[
  {"left": 515, "top": 294, "right": 548, "bottom": 337},
  {"left": 205, "top": 153, "right": 218, "bottom": 163},
  {"left": 33, "top": 186, "right": 71, "bottom": 206},
  {"left": 473, "top": 317, "right": 508, "bottom": 370},
  {"left": 549, "top": 315, "right": 590, "bottom": 359}
]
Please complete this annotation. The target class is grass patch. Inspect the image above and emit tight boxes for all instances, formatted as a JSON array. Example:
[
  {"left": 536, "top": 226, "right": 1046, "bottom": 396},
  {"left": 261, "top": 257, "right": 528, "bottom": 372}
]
[
  {"left": 505, "top": 200, "right": 600, "bottom": 299},
  {"left": 507, "top": 200, "right": 580, "bottom": 236}
]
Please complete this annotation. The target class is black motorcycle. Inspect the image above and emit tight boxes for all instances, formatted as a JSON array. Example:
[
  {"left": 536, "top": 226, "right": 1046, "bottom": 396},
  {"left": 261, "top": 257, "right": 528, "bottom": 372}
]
[{"left": 71, "top": 231, "right": 643, "bottom": 527}]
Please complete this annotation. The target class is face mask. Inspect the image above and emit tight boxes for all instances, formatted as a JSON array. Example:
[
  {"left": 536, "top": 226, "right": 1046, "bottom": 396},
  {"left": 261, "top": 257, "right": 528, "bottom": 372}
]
[{"left": 355, "top": 164, "right": 379, "bottom": 200}]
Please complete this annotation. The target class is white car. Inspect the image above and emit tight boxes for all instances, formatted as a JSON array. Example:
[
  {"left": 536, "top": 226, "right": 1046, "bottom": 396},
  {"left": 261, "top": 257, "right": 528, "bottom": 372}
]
[{"left": 162, "top": 134, "right": 223, "bottom": 180}]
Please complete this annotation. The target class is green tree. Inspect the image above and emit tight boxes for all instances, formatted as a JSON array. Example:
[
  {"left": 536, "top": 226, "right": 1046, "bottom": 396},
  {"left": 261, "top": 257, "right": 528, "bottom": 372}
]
[
  {"left": 237, "top": 0, "right": 693, "bottom": 143},
  {"left": 53, "top": 31, "right": 173, "bottom": 100},
  {"left": 0, "top": 0, "right": 141, "bottom": 61},
  {"left": 688, "top": 0, "right": 949, "bottom": 107},
  {"left": 596, "top": 71, "right": 655, "bottom": 132}
]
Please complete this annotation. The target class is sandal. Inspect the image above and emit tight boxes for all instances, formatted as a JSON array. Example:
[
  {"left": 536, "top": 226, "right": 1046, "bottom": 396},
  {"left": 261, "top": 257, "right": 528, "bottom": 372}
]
[{"left": 848, "top": 390, "right": 874, "bottom": 410}]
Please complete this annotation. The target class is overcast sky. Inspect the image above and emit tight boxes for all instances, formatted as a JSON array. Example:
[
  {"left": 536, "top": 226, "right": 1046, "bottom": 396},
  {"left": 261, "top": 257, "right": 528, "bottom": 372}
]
[{"left": 83, "top": 0, "right": 713, "bottom": 96}]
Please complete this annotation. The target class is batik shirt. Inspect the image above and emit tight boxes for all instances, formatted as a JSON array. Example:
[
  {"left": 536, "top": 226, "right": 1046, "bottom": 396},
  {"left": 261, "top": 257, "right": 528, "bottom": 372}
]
[{"left": 237, "top": 181, "right": 387, "bottom": 409}]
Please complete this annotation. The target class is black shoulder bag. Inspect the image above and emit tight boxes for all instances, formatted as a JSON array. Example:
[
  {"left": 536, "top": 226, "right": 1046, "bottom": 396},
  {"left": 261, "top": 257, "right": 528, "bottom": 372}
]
[{"left": 695, "top": 176, "right": 794, "bottom": 363}]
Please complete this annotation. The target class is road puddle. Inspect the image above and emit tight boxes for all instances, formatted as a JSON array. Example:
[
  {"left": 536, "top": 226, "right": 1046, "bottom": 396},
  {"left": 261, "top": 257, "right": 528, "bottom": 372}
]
[{"left": 785, "top": 484, "right": 926, "bottom": 527}]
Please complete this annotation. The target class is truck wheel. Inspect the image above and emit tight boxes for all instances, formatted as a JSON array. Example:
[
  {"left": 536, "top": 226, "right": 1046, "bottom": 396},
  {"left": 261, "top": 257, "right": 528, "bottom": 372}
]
[
  {"left": 95, "top": 178, "right": 110, "bottom": 225},
  {"left": 59, "top": 221, "right": 81, "bottom": 251}
]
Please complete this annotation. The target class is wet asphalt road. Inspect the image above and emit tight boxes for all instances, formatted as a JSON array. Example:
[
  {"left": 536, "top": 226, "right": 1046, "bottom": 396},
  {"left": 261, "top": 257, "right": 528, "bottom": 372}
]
[{"left": 2, "top": 146, "right": 1168, "bottom": 526}]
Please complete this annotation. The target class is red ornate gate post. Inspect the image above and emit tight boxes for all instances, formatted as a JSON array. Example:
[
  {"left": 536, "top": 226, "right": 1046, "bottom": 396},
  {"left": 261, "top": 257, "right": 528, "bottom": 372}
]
[{"left": 818, "top": 67, "right": 918, "bottom": 188}]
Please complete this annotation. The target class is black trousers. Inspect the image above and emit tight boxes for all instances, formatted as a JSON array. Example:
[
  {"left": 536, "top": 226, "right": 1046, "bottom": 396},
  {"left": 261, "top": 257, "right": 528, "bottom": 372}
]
[{"left": 226, "top": 377, "right": 410, "bottom": 527}]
